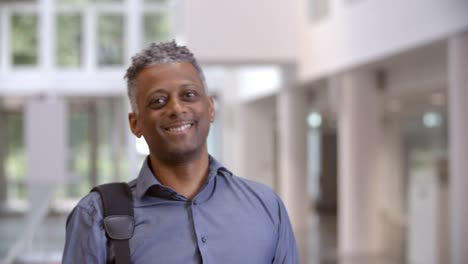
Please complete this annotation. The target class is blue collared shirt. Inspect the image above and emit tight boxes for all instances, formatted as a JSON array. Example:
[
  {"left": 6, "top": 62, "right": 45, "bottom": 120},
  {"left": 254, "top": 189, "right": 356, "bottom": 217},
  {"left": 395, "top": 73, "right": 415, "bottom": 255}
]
[{"left": 63, "top": 156, "right": 300, "bottom": 264}]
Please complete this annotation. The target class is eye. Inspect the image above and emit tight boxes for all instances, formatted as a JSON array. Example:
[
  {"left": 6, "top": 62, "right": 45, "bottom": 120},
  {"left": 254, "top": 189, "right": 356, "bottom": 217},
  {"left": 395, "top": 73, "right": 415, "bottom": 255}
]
[
  {"left": 184, "top": 90, "right": 198, "bottom": 99},
  {"left": 149, "top": 97, "right": 167, "bottom": 108}
]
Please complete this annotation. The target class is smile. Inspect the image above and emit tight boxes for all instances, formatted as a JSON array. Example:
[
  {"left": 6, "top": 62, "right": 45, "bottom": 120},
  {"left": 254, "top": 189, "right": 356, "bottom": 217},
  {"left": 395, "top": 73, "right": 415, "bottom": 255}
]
[{"left": 164, "top": 123, "right": 194, "bottom": 133}]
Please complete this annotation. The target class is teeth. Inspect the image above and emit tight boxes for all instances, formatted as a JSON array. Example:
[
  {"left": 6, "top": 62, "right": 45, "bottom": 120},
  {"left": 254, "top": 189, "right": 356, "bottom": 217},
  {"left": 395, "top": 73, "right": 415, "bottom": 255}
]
[{"left": 167, "top": 124, "right": 192, "bottom": 132}]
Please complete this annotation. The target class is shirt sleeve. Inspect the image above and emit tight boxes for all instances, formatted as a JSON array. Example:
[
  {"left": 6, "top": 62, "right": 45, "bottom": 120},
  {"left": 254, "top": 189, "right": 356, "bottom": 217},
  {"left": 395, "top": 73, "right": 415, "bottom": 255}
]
[
  {"left": 272, "top": 196, "right": 301, "bottom": 264},
  {"left": 62, "top": 194, "right": 108, "bottom": 264}
]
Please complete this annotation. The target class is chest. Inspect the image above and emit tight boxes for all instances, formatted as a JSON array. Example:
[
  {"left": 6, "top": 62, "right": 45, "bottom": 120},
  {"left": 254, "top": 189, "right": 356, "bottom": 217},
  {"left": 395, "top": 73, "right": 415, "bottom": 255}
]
[{"left": 129, "top": 199, "right": 277, "bottom": 264}]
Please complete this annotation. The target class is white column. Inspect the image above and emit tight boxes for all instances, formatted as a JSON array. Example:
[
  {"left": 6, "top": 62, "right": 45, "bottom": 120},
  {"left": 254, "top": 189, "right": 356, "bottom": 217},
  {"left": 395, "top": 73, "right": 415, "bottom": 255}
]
[
  {"left": 0, "top": 105, "right": 7, "bottom": 203},
  {"left": 111, "top": 97, "right": 126, "bottom": 181},
  {"left": 448, "top": 31, "right": 468, "bottom": 264},
  {"left": 127, "top": 0, "right": 143, "bottom": 55},
  {"left": 338, "top": 69, "right": 382, "bottom": 258},
  {"left": 125, "top": 97, "right": 139, "bottom": 180},
  {"left": 0, "top": 8, "right": 9, "bottom": 73},
  {"left": 25, "top": 96, "right": 68, "bottom": 203},
  {"left": 277, "top": 87, "right": 309, "bottom": 261},
  {"left": 380, "top": 117, "right": 405, "bottom": 260},
  {"left": 39, "top": 0, "right": 55, "bottom": 70},
  {"left": 84, "top": 7, "right": 97, "bottom": 73},
  {"left": 381, "top": 119, "right": 404, "bottom": 216},
  {"left": 220, "top": 68, "right": 246, "bottom": 177},
  {"left": 125, "top": 0, "right": 144, "bottom": 178},
  {"left": 243, "top": 102, "right": 276, "bottom": 188}
]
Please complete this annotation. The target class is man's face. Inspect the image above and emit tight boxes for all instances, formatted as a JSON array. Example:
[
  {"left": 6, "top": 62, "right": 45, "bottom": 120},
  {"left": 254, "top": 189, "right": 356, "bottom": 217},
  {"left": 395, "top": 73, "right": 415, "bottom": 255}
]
[{"left": 129, "top": 62, "right": 215, "bottom": 162}]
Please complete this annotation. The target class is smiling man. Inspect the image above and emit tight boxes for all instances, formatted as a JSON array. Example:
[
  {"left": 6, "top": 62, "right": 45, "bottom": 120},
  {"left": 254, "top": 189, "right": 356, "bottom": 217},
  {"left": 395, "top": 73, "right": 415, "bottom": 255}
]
[{"left": 63, "top": 41, "right": 300, "bottom": 264}]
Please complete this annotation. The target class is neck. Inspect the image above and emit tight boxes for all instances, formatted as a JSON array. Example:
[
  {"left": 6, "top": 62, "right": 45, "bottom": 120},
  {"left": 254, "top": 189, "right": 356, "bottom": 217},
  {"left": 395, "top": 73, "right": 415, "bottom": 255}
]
[{"left": 149, "top": 151, "right": 210, "bottom": 200}]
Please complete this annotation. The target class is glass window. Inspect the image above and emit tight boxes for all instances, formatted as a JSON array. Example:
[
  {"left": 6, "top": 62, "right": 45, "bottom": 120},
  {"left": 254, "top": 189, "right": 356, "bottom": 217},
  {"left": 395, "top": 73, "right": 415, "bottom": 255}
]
[
  {"left": 144, "top": 0, "right": 167, "bottom": 3},
  {"left": 56, "top": 14, "right": 82, "bottom": 68},
  {"left": 66, "top": 100, "right": 91, "bottom": 197},
  {"left": 346, "top": 0, "right": 364, "bottom": 4},
  {"left": 57, "top": 0, "right": 122, "bottom": 3},
  {"left": 143, "top": 13, "right": 170, "bottom": 45},
  {"left": 56, "top": 0, "right": 87, "bottom": 3},
  {"left": 97, "top": 14, "right": 124, "bottom": 66},
  {"left": 0, "top": 0, "right": 36, "bottom": 2},
  {"left": 62, "top": 97, "right": 129, "bottom": 199},
  {"left": 11, "top": 14, "right": 38, "bottom": 66},
  {"left": 237, "top": 66, "right": 282, "bottom": 99},
  {"left": 5, "top": 110, "right": 26, "bottom": 201}
]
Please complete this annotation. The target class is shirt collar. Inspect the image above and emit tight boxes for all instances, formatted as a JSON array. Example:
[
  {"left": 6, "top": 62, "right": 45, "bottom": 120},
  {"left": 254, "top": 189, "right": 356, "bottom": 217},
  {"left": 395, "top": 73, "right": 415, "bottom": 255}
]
[{"left": 135, "top": 155, "right": 227, "bottom": 200}]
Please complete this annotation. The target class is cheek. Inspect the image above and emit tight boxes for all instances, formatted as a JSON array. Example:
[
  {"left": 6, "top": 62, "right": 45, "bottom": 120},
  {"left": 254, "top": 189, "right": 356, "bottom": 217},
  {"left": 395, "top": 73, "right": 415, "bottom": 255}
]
[
  {"left": 140, "top": 116, "right": 159, "bottom": 133},
  {"left": 200, "top": 109, "right": 212, "bottom": 124},
  {"left": 199, "top": 113, "right": 212, "bottom": 133}
]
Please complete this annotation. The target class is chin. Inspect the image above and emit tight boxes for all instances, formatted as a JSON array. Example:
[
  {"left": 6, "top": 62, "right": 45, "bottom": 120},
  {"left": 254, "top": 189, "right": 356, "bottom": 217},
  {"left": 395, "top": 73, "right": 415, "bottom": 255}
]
[{"left": 159, "top": 146, "right": 204, "bottom": 164}]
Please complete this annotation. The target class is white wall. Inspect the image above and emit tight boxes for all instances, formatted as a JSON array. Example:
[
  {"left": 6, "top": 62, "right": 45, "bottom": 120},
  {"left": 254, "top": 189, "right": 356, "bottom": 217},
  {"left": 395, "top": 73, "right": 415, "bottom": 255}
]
[
  {"left": 183, "top": 0, "right": 299, "bottom": 63},
  {"left": 298, "top": 0, "right": 468, "bottom": 81}
]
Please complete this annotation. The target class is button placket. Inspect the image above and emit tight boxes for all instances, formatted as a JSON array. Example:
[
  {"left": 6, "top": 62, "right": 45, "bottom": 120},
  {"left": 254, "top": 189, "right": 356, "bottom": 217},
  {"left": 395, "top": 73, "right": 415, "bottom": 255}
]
[
  {"left": 190, "top": 201, "right": 208, "bottom": 263},
  {"left": 191, "top": 201, "right": 206, "bottom": 245}
]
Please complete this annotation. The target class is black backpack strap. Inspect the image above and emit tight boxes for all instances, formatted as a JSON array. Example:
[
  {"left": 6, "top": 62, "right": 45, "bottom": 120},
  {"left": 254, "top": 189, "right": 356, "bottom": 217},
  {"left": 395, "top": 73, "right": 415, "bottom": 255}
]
[{"left": 91, "top": 182, "right": 134, "bottom": 264}]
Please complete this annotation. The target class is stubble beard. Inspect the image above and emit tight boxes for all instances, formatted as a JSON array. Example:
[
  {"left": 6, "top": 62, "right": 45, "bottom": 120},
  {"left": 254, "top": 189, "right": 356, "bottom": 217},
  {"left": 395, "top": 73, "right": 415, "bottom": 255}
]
[{"left": 154, "top": 140, "right": 208, "bottom": 166}]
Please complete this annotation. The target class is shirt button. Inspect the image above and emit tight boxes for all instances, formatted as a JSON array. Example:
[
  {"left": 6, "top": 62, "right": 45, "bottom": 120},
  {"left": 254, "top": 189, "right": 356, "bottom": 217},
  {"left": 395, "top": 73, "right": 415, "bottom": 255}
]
[
  {"left": 201, "top": 236, "right": 207, "bottom": 243},
  {"left": 193, "top": 200, "right": 198, "bottom": 205}
]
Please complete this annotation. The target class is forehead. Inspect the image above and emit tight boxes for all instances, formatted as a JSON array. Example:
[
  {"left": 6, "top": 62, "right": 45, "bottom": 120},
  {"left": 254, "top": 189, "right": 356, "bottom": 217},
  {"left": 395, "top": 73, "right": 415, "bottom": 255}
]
[{"left": 136, "top": 62, "right": 203, "bottom": 86}]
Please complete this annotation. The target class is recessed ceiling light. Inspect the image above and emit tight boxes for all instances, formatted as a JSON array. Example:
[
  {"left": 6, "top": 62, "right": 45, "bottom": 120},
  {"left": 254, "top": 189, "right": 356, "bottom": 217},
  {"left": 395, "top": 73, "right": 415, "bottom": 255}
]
[
  {"left": 307, "top": 112, "right": 322, "bottom": 128},
  {"left": 423, "top": 112, "right": 442, "bottom": 128}
]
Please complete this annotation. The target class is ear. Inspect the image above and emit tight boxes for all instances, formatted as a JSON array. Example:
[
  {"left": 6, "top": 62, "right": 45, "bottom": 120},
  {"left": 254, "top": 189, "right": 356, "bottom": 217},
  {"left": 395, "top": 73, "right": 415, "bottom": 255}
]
[
  {"left": 208, "top": 96, "right": 215, "bottom": 123},
  {"left": 128, "top": 112, "right": 143, "bottom": 138}
]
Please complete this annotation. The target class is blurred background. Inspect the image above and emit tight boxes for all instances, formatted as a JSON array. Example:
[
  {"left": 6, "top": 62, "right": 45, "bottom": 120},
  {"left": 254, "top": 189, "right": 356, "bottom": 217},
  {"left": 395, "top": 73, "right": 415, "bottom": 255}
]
[{"left": 0, "top": 0, "right": 468, "bottom": 263}]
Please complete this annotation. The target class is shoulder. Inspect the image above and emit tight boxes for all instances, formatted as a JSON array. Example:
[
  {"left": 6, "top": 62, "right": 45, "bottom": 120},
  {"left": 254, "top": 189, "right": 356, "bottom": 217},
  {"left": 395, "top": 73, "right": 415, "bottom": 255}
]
[
  {"left": 72, "top": 180, "right": 139, "bottom": 219},
  {"left": 236, "top": 176, "right": 280, "bottom": 201},
  {"left": 219, "top": 170, "right": 285, "bottom": 211},
  {"left": 64, "top": 191, "right": 110, "bottom": 262},
  {"left": 69, "top": 191, "right": 104, "bottom": 225},
  {"left": 221, "top": 173, "right": 290, "bottom": 230}
]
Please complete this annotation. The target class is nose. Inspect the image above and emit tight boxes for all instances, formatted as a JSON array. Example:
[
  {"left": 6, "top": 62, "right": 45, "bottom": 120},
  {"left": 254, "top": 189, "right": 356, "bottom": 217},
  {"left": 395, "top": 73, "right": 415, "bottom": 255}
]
[{"left": 166, "top": 97, "right": 185, "bottom": 117}]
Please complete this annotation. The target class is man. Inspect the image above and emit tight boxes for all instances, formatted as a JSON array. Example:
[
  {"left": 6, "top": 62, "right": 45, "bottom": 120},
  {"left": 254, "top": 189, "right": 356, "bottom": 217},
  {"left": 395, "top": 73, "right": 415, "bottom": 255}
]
[{"left": 63, "top": 41, "right": 300, "bottom": 264}]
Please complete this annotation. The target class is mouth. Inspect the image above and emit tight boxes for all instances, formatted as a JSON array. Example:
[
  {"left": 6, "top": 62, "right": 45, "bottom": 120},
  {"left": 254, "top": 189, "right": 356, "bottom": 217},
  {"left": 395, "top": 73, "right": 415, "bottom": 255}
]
[{"left": 164, "top": 122, "right": 195, "bottom": 134}]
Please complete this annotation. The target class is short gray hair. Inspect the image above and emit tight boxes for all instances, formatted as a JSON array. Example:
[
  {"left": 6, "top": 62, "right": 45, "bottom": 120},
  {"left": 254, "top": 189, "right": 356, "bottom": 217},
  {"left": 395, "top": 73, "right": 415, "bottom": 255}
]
[{"left": 124, "top": 40, "right": 206, "bottom": 113}]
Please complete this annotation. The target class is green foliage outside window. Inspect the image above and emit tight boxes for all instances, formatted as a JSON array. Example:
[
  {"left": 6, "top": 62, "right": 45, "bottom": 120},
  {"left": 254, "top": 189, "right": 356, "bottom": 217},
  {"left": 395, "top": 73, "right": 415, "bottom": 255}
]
[
  {"left": 63, "top": 99, "right": 130, "bottom": 198},
  {"left": 66, "top": 103, "right": 91, "bottom": 197},
  {"left": 143, "top": 13, "right": 170, "bottom": 45},
  {"left": 5, "top": 112, "right": 26, "bottom": 200},
  {"left": 56, "top": 14, "right": 82, "bottom": 68},
  {"left": 144, "top": 0, "right": 166, "bottom": 3},
  {"left": 97, "top": 14, "right": 124, "bottom": 66},
  {"left": 11, "top": 14, "right": 38, "bottom": 66}
]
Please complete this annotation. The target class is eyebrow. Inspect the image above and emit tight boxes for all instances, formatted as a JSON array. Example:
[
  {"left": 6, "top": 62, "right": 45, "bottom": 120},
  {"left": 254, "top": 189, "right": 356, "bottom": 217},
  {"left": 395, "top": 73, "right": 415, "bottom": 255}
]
[
  {"left": 146, "top": 89, "right": 167, "bottom": 97},
  {"left": 180, "top": 83, "right": 201, "bottom": 89},
  {"left": 145, "top": 84, "right": 197, "bottom": 98}
]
